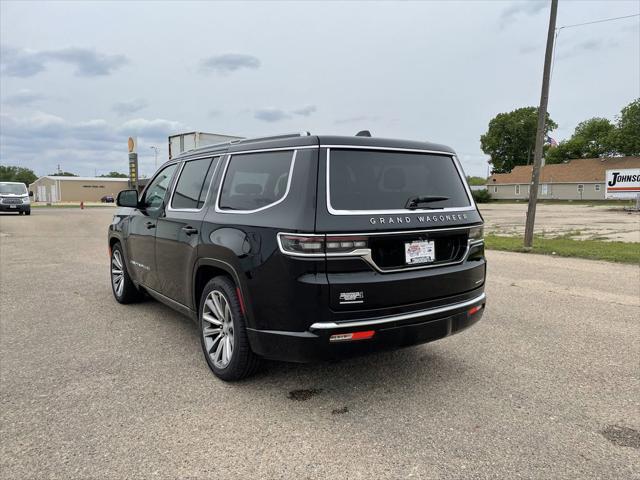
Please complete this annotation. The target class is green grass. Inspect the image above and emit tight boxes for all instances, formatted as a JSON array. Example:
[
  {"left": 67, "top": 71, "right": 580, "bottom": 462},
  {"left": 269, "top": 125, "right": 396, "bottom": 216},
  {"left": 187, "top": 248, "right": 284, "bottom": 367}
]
[
  {"left": 485, "top": 234, "right": 640, "bottom": 264},
  {"left": 488, "top": 199, "right": 635, "bottom": 207}
]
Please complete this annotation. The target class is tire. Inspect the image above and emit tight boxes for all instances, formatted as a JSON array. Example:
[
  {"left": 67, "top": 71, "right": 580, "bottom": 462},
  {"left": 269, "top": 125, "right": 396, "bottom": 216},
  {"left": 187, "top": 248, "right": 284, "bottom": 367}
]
[
  {"left": 18, "top": 211, "right": 24, "bottom": 215},
  {"left": 110, "top": 243, "right": 143, "bottom": 304},
  {"left": 199, "top": 276, "right": 260, "bottom": 381},
  {"left": 25, "top": 209, "right": 30, "bottom": 216}
]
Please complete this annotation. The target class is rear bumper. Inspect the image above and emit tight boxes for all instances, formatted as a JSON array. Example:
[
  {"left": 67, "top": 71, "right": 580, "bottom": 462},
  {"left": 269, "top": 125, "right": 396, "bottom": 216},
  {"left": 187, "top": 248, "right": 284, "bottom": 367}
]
[{"left": 247, "top": 292, "right": 486, "bottom": 362}]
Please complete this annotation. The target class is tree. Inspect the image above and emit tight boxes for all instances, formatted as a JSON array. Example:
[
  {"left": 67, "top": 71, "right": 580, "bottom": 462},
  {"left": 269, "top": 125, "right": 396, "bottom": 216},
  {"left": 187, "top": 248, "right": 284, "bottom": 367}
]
[
  {"left": 545, "top": 117, "right": 616, "bottom": 164},
  {"left": 480, "top": 107, "right": 557, "bottom": 173},
  {"left": 0, "top": 165, "right": 38, "bottom": 186},
  {"left": 49, "top": 171, "right": 77, "bottom": 176},
  {"left": 466, "top": 176, "right": 487, "bottom": 186},
  {"left": 612, "top": 98, "right": 640, "bottom": 156},
  {"left": 99, "top": 171, "right": 128, "bottom": 178}
]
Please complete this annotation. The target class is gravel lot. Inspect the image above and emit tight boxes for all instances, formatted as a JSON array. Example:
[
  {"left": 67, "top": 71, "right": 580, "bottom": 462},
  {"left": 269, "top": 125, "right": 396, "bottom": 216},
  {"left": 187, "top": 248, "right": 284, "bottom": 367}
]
[
  {"left": 1, "top": 208, "right": 639, "bottom": 479},
  {"left": 480, "top": 203, "right": 640, "bottom": 242}
]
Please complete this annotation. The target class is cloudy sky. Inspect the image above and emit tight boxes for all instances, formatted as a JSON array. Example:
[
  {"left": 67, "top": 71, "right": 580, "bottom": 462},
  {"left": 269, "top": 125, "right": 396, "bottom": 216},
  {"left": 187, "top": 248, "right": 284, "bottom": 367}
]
[{"left": 1, "top": 1, "right": 638, "bottom": 178}]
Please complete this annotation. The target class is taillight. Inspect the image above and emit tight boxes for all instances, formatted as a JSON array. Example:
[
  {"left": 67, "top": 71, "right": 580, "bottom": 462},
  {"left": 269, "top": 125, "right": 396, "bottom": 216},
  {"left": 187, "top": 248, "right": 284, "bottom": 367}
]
[
  {"left": 325, "top": 236, "right": 368, "bottom": 254},
  {"left": 278, "top": 234, "right": 368, "bottom": 257},
  {"left": 468, "top": 225, "right": 484, "bottom": 241},
  {"left": 278, "top": 235, "right": 325, "bottom": 255}
]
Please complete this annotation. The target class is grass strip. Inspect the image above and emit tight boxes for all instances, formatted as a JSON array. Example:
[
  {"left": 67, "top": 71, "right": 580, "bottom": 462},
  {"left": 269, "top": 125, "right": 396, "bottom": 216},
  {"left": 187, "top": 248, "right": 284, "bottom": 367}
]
[{"left": 485, "top": 234, "right": 640, "bottom": 264}]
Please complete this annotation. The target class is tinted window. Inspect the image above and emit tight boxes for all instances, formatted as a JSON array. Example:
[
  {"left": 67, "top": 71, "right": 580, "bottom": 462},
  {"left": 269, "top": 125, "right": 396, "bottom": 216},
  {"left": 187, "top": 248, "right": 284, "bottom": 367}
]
[
  {"left": 219, "top": 151, "right": 294, "bottom": 211},
  {"left": 329, "top": 150, "right": 470, "bottom": 211},
  {"left": 142, "top": 163, "right": 178, "bottom": 211},
  {"left": 171, "top": 158, "right": 215, "bottom": 209}
]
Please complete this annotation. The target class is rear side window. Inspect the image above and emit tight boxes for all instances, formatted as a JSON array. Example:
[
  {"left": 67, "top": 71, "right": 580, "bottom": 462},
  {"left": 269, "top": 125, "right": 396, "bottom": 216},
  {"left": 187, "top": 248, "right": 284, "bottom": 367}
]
[
  {"left": 171, "top": 157, "right": 216, "bottom": 210},
  {"left": 328, "top": 149, "right": 470, "bottom": 211},
  {"left": 219, "top": 151, "right": 294, "bottom": 211}
]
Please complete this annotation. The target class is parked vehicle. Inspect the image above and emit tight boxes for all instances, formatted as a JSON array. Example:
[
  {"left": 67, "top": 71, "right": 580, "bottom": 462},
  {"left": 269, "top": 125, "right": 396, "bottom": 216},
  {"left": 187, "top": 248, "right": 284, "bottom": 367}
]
[
  {"left": 108, "top": 132, "right": 486, "bottom": 380},
  {"left": 101, "top": 195, "right": 115, "bottom": 203},
  {"left": 0, "top": 182, "right": 31, "bottom": 215}
]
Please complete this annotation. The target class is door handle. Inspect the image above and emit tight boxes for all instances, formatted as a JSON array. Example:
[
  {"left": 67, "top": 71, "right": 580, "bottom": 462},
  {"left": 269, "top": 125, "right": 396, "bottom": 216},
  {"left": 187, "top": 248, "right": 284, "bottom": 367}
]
[
  {"left": 182, "top": 226, "right": 199, "bottom": 236},
  {"left": 145, "top": 221, "right": 156, "bottom": 229}
]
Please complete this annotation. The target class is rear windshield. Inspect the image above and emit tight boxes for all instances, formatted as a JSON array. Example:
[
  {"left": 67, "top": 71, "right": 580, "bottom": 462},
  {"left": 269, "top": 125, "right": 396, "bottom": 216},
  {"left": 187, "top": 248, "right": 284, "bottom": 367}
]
[
  {"left": 0, "top": 183, "right": 28, "bottom": 195},
  {"left": 328, "top": 149, "right": 470, "bottom": 211}
]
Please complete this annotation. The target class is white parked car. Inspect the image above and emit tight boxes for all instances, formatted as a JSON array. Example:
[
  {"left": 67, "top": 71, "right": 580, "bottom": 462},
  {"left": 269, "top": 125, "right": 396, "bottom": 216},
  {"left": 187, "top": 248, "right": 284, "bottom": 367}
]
[{"left": 0, "top": 182, "right": 31, "bottom": 215}]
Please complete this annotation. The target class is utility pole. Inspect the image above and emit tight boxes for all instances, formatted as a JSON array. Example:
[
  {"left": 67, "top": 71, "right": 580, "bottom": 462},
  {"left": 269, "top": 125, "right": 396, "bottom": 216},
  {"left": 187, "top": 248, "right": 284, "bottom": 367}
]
[{"left": 524, "top": 0, "right": 558, "bottom": 249}]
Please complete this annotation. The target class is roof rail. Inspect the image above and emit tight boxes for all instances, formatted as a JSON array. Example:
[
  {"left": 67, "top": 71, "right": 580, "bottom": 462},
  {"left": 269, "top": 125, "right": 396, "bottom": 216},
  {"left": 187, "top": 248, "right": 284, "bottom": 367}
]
[
  {"left": 237, "top": 131, "right": 311, "bottom": 145},
  {"left": 178, "top": 132, "right": 311, "bottom": 157}
]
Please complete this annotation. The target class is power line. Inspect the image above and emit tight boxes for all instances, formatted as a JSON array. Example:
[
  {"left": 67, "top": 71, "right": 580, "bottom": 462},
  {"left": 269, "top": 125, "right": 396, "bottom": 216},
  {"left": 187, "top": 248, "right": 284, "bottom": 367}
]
[
  {"left": 550, "top": 13, "right": 639, "bottom": 80},
  {"left": 556, "top": 13, "right": 639, "bottom": 31}
]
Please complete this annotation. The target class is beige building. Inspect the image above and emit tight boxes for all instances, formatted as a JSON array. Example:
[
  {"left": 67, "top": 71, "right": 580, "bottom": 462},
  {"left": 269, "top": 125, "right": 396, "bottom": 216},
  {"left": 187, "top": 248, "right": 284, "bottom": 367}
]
[
  {"left": 487, "top": 157, "right": 640, "bottom": 200},
  {"left": 29, "top": 176, "right": 130, "bottom": 203}
]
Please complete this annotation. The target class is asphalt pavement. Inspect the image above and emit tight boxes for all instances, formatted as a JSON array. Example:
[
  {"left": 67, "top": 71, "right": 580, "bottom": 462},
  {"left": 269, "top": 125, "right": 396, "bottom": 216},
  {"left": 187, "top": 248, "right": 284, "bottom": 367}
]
[{"left": 1, "top": 208, "right": 639, "bottom": 479}]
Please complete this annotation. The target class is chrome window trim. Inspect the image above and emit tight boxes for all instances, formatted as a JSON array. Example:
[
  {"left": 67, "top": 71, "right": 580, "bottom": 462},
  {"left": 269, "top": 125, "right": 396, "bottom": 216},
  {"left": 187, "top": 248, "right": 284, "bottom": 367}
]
[
  {"left": 325, "top": 147, "right": 475, "bottom": 216},
  {"left": 139, "top": 161, "right": 180, "bottom": 209},
  {"left": 167, "top": 156, "right": 221, "bottom": 213},
  {"left": 310, "top": 292, "right": 486, "bottom": 330},
  {"left": 226, "top": 145, "right": 317, "bottom": 156},
  {"left": 215, "top": 150, "right": 297, "bottom": 215}
]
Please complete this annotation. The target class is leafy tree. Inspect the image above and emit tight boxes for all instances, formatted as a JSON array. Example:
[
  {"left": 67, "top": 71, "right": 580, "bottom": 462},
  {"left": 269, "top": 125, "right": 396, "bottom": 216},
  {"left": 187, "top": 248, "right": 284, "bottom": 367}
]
[
  {"left": 480, "top": 107, "right": 557, "bottom": 173},
  {"left": 49, "top": 171, "right": 77, "bottom": 176},
  {"left": 545, "top": 117, "right": 616, "bottom": 164},
  {"left": 612, "top": 98, "right": 640, "bottom": 155},
  {"left": 466, "top": 176, "right": 487, "bottom": 186},
  {"left": 99, "top": 171, "right": 128, "bottom": 178},
  {"left": 0, "top": 165, "right": 38, "bottom": 186}
]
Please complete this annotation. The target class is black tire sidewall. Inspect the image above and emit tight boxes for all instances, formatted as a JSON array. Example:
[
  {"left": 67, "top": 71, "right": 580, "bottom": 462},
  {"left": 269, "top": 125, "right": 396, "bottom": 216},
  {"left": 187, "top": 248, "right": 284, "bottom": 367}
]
[{"left": 199, "top": 276, "right": 255, "bottom": 381}]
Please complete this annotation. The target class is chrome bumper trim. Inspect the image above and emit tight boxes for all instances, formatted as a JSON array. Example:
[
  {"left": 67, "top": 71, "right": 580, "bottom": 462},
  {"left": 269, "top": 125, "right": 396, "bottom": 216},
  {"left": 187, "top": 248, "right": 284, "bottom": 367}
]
[{"left": 310, "top": 292, "right": 486, "bottom": 330}]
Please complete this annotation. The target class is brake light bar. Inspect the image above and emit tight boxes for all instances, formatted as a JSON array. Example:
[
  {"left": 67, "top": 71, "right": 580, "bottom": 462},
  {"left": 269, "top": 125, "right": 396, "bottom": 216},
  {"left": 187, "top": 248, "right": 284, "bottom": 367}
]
[{"left": 278, "top": 234, "right": 368, "bottom": 256}]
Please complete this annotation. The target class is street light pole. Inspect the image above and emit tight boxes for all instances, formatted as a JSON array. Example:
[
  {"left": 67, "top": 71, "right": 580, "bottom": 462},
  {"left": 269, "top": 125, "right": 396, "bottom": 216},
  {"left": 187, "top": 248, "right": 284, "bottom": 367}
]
[
  {"left": 524, "top": 0, "right": 558, "bottom": 249},
  {"left": 149, "top": 146, "right": 159, "bottom": 172}
]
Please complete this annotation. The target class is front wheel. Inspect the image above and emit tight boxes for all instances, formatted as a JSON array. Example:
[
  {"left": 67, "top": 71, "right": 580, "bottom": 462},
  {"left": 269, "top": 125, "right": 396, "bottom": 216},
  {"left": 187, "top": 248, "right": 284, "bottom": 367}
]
[
  {"left": 200, "top": 276, "right": 260, "bottom": 381},
  {"left": 24, "top": 209, "right": 31, "bottom": 216},
  {"left": 110, "top": 243, "right": 143, "bottom": 304}
]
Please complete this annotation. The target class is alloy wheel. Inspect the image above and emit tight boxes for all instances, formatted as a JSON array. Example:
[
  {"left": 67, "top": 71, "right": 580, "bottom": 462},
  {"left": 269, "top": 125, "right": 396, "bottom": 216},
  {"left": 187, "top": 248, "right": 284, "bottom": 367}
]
[
  {"left": 202, "top": 290, "right": 234, "bottom": 369},
  {"left": 111, "top": 250, "right": 125, "bottom": 298}
]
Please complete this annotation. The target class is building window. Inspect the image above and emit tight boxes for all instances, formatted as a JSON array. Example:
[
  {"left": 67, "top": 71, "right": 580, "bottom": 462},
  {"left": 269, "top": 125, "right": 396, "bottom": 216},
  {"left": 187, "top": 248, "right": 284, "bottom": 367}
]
[
  {"left": 493, "top": 186, "right": 498, "bottom": 193},
  {"left": 541, "top": 184, "right": 548, "bottom": 195},
  {"left": 515, "top": 184, "right": 521, "bottom": 195},
  {"left": 577, "top": 184, "right": 584, "bottom": 192},
  {"left": 595, "top": 184, "right": 601, "bottom": 191}
]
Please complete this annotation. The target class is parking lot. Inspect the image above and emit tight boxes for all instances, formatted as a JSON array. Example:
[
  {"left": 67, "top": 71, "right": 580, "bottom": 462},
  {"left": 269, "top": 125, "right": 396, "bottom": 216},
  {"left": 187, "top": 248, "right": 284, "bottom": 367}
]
[
  {"left": 481, "top": 202, "right": 640, "bottom": 242},
  {"left": 1, "top": 208, "right": 639, "bottom": 479}
]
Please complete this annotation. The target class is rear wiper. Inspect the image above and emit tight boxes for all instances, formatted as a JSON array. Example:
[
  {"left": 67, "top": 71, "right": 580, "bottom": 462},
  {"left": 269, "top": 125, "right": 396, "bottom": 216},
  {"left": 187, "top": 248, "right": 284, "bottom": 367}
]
[{"left": 405, "top": 195, "right": 449, "bottom": 210}]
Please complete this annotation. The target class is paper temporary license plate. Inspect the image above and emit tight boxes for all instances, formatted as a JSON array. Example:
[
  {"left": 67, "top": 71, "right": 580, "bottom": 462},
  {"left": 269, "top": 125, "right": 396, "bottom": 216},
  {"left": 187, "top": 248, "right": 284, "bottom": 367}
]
[{"left": 405, "top": 240, "right": 435, "bottom": 265}]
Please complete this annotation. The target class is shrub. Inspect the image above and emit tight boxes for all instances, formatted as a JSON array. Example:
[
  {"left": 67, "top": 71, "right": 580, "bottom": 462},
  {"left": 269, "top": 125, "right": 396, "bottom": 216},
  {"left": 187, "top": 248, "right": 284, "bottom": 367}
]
[{"left": 472, "top": 189, "right": 492, "bottom": 203}]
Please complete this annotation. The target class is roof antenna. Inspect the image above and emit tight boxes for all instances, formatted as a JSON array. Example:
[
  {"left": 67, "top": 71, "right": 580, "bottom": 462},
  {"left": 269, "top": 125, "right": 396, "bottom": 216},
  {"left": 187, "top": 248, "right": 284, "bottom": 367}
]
[{"left": 355, "top": 130, "right": 371, "bottom": 137}]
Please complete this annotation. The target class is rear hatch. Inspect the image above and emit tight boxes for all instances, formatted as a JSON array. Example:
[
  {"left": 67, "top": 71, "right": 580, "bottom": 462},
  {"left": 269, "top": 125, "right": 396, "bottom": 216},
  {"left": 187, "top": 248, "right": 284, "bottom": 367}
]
[{"left": 315, "top": 145, "right": 485, "bottom": 313}]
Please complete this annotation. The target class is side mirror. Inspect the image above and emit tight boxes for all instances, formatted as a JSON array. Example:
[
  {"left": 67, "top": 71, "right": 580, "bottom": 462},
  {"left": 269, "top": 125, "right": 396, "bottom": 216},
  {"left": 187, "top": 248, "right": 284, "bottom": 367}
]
[
  {"left": 29, "top": 191, "right": 34, "bottom": 197},
  {"left": 117, "top": 189, "right": 139, "bottom": 208}
]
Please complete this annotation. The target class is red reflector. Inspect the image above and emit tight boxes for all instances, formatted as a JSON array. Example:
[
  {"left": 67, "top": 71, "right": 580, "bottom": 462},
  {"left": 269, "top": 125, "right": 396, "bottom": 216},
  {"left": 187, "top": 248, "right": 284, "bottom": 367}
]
[
  {"left": 330, "top": 330, "right": 375, "bottom": 342},
  {"left": 468, "top": 305, "right": 483, "bottom": 315},
  {"left": 236, "top": 287, "right": 246, "bottom": 316}
]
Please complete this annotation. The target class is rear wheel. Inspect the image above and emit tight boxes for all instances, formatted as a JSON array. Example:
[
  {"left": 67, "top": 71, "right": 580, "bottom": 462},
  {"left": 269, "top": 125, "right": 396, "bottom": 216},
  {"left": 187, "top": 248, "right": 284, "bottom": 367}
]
[
  {"left": 110, "top": 243, "right": 143, "bottom": 304},
  {"left": 199, "top": 276, "right": 260, "bottom": 381}
]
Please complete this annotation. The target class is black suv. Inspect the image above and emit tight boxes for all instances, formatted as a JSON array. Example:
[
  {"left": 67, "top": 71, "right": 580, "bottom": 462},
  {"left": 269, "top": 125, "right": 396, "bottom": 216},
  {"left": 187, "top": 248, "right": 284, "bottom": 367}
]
[{"left": 109, "top": 133, "right": 486, "bottom": 380}]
